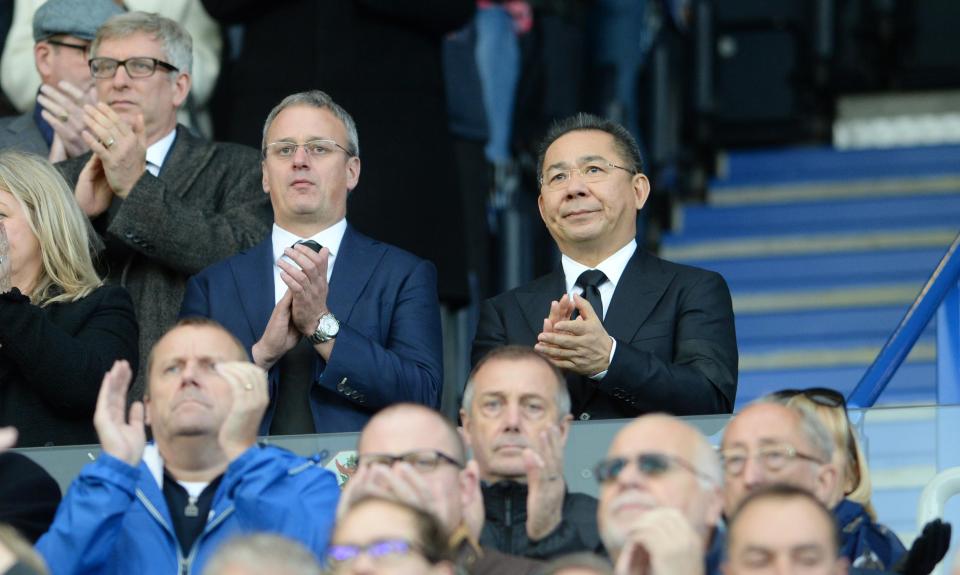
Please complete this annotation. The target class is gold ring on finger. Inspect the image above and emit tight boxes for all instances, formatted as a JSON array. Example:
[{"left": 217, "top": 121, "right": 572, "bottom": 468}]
[
  {"left": 104, "top": 136, "right": 116, "bottom": 149},
  {"left": 244, "top": 382, "right": 254, "bottom": 391},
  {"left": 58, "top": 113, "right": 68, "bottom": 122}
]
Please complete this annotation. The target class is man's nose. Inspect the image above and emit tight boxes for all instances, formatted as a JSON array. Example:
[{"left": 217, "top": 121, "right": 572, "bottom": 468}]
[
  {"left": 291, "top": 144, "right": 311, "bottom": 167},
  {"left": 741, "top": 454, "right": 767, "bottom": 488},
  {"left": 111, "top": 65, "right": 131, "bottom": 88},
  {"left": 503, "top": 402, "right": 523, "bottom": 429},
  {"left": 565, "top": 173, "right": 590, "bottom": 196}
]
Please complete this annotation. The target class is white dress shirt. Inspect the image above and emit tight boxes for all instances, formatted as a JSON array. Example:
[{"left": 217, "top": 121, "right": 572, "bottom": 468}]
[
  {"left": 145, "top": 128, "right": 177, "bottom": 176},
  {"left": 560, "top": 239, "right": 638, "bottom": 379},
  {"left": 271, "top": 218, "right": 347, "bottom": 304}
]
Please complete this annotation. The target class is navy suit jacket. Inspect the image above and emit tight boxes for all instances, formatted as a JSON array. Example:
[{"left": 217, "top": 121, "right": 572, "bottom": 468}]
[{"left": 180, "top": 225, "right": 443, "bottom": 433}]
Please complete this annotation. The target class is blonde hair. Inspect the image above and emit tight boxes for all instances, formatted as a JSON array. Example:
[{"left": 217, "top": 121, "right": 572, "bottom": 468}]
[
  {"left": 0, "top": 151, "right": 102, "bottom": 306},
  {"left": 784, "top": 394, "right": 876, "bottom": 519},
  {"left": 0, "top": 524, "right": 49, "bottom": 574}
]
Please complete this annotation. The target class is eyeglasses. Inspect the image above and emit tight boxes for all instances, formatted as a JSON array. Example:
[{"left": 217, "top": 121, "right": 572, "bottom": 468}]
[
  {"left": 326, "top": 539, "right": 424, "bottom": 570},
  {"left": 720, "top": 444, "right": 824, "bottom": 477},
  {"left": 770, "top": 388, "right": 846, "bottom": 411},
  {"left": 47, "top": 39, "right": 89, "bottom": 54},
  {"left": 540, "top": 162, "right": 636, "bottom": 190},
  {"left": 89, "top": 57, "right": 179, "bottom": 79},
  {"left": 594, "top": 452, "right": 717, "bottom": 484},
  {"left": 263, "top": 139, "right": 353, "bottom": 161},
  {"left": 358, "top": 449, "right": 464, "bottom": 472}
]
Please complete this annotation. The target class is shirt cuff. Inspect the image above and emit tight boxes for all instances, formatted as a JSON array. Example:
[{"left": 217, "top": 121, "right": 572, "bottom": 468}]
[{"left": 589, "top": 336, "right": 617, "bottom": 381}]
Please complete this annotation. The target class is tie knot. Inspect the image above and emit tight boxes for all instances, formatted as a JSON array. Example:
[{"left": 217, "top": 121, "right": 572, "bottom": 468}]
[
  {"left": 293, "top": 239, "right": 323, "bottom": 253},
  {"left": 575, "top": 269, "right": 607, "bottom": 289}
]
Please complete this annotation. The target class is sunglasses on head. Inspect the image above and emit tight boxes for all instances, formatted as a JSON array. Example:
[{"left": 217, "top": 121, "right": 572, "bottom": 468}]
[{"left": 771, "top": 387, "right": 846, "bottom": 410}]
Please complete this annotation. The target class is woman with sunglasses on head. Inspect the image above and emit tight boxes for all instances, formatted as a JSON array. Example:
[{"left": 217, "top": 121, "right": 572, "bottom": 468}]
[
  {"left": 0, "top": 150, "right": 138, "bottom": 447},
  {"left": 772, "top": 389, "right": 910, "bottom": 572}
]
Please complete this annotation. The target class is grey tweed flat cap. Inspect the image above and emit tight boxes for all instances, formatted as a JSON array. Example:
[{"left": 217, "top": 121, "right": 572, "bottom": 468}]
[{"left": 33, "top": 0, "right": 126, "bottom": 42}]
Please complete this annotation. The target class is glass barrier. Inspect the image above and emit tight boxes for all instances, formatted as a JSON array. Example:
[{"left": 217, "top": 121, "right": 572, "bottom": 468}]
[{"left": 14, "top": 403, "right": 960, "bottom": 570}]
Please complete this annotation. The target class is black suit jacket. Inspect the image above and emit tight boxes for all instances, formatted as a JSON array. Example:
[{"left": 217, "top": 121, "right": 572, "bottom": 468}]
[{"left": 471, "top": 249, "right": 738, "bottom": 419}]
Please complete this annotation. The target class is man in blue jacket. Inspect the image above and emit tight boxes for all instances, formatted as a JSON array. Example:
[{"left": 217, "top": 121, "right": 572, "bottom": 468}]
[{"left": 36, "top": 318, "right": 340, "bottom": 575}]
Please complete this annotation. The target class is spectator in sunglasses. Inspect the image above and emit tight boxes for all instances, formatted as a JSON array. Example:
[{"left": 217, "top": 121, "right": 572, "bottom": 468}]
[{"left": 595, "top": 414, "right": 724, "bottom": 575}]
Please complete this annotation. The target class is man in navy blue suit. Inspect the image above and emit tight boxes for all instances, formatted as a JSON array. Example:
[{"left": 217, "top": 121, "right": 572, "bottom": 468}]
[{"left": 180, "top": 90, "right": 443, "bottom": 434}]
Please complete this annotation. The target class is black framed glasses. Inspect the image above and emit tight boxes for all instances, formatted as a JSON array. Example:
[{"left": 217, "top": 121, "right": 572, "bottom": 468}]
[
  {"left": 358, "top": 449, "right": 464, "bottom": 472},
  {"left": 594, "top": 452, "right": 717, "bottom": 484},
  {"left": 46, "top": 39, "right": 89, "bottom": 53},
  {"left": 720, "top": 444, "right": 824, "bottom": 477},
  {"left": 262, "top": 139, "right": 353, "bottom": 161},
  {"left": 326, "top": 539, "right": 424, "bottom": 570},
  {"left": 89, "top": 57, "right": 179, "bottom": 79}
]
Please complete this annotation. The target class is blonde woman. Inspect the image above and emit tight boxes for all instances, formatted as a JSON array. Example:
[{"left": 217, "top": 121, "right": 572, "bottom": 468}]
[{"left": 0, "top": 151, "right": 137, "bottom": 446}]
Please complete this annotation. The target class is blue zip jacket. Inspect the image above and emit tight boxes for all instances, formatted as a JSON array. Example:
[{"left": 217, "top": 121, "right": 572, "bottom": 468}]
[{"left": 36, "top": 444, "right": 340, "bottom": 575}]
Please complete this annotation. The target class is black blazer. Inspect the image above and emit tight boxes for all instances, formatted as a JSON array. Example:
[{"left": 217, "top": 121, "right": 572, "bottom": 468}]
[
  {"left": 471, "top": 249, "right": 738, "bottom": 419},
  {"left": 0, "top": 285, "right": 139, "bottom": 446}
]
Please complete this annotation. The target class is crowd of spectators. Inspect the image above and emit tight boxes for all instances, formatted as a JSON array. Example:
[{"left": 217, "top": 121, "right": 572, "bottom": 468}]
[{"left": 0, "top": 1, "right": 956, "bottom": 575}]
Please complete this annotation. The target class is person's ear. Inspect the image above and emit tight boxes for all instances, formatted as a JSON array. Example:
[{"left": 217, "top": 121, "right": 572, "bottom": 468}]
[
  {"left": 557, "top": 413, "right": 573, "bottom": 446},
  {"left": 815, "top": 462, "right": 839, "bottom": 506},
  {"left": 633, "top": 173, "right": 650, "bottom": 211},
  {"left": 345, "top": 156, "right": 361, "bottom": 192},
  {"left": 35, "top": 42, "right": 54, "bottom": 79},
  {"left": 170, "top": 72, "right": 191, "bottom": 108}
]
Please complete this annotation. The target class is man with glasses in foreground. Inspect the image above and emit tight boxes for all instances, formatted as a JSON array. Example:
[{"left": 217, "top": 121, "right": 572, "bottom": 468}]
[
  {"left": 460, "top": 346, "right": 600, "bottom": 559},
  {"left": 56, "top": 12, "right": 271, "bottom": 398},
  {"left": 471, "top": 113, "right": 737, "bottom": 421},
  {"left": 0, "top": 0, "right": 123, "bottom": 160},
  {"left": 180, "top": 90, "right": 442, "bottom": 434},
  {"left": 338, "top": 403, "right": 540, "bottom": 574},
  {"left": 595, "top": 413, "right": 724, "bottom": 574}
]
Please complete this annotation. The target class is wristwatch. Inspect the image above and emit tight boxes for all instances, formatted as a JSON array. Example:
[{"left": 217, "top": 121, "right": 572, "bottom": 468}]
[{"left": 308, "top": 312, "right": 340, "bottom": 344}]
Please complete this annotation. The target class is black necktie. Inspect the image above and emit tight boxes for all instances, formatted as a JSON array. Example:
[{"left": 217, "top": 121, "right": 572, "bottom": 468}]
[
  {"left": 294, "top": 239, "right": 322, "bottom": 253},
  {"left": 575, "top": 269, "right": 607, "bottom": 320}
]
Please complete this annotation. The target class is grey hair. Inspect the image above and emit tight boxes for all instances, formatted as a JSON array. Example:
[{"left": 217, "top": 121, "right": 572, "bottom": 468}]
[
  {"left": 92, "top": 12, "right": 193, "bottom": 76},
  {"left": 201, "top": 534, "right": 322, "bottom": 575},
  {"left": 694, "top": 437, "right": 724, "bottom": 489},
  {"left": 757, "top": 395, "right": 835, "bottom": 462},
  {"left": 261, "top": 90, "right": 359, "bottom": 157},
  {"left": 536, "top": 112, "right": 644, "bottom": 180},
  {"left": 463, "top": 346, "right": 571, "bottom": 420}
]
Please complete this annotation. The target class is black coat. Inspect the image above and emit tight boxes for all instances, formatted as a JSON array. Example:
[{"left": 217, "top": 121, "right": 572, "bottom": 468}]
[
  {"left": 0, "top": 285, "right": 138, "bottom": 446},
  {"left": 472, "top": 249, "right": 738, "bottom": 419},
  {"left": 480, "top": 480, "right": 601, "bottom": 560},
  {"left": 201, "top": 0, "right": 474, "bottom": 303},
  {"left": 0, "top": 453, "right": 61, "bottom": 543}
]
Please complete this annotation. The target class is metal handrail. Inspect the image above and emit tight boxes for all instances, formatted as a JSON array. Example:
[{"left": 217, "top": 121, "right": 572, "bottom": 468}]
[{"left": 848, "top": 230, "right": 960, "bottom": 408}]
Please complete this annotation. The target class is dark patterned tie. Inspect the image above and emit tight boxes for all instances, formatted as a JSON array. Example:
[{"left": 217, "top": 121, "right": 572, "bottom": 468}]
[
  {"left": 575, "top": 269, "right": 607, "bottom": 320},
  {"left": 294, "top": 239, "right": 323, "bottom": 253}
]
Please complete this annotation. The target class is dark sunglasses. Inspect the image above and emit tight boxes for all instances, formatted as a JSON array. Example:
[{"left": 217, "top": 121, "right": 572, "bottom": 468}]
[{"left": 771, "top": 387, "right": 846, "bottom": 411}]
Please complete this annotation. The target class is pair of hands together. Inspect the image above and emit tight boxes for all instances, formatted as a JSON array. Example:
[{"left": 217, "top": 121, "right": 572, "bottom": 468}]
[
  {"left": 253, "top": 244, "right": 333, "bottom": 369},
  {"left": 613, "top": 508, "right": 706, "bottom": 575},
  {"left": 535, "top": 293, "right": 613, "bottom": 377},
  {"left": 339, "top": 425, "right": 568, "bottom": 543},
  {"left": 92, "top": 359, "right": 269, "bottom": 467}
]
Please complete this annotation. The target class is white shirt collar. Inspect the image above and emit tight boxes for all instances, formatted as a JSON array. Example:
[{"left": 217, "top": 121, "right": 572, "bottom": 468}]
[
  {"left": 561, "top": 238, "right": 637, "bottom": 295},
  {"left": 271, "top": 218, "right": 347, "bottom": 262},
  {"left": 145, "top": 128, "right": 177, "bottom": 175}
]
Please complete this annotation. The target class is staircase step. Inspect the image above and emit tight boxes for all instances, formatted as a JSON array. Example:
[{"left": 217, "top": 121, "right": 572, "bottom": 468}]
[
  {"left": 709, "top": 173, "right": 960, "bottom": 206},
  {"left": 739, "top": 338, "right": 935, "bottom": 371},
  {"left": 736, "top": 306, "right": 934, "bottom": 344},
  {"left": 662, "top": 228, "right": 956, "bottom": 261},
  {"left": 714, "top": 144, "right": 960, "bottom": 185},
  {"left": 733, "top": 282, "right": 922, "bottom": 314},
  {"left": 684, "top": 248, "right": 943, "bottom": 291},
  {"left": 673, "top": 196, "right": 960, "bottom": 238}
]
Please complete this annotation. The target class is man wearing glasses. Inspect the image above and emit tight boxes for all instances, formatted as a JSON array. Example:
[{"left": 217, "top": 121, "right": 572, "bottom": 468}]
[
  {"left": 460, "top": 346, "right": 600, "bottom": 559},
  {"left": 595, "top": 413, "right": 724, "bottom": 574},
  {"left": 55, "top": 12, "right": 272, "bottom": 399},
  {"left": 471, "top": 113, "right": 737, "bottom": 421},
  {"left": 0, "top": 0, "right": 123, "bottom": 161},
  {"left": 719, "top": 401, "right": 839, "bottom": 520},
  {"left": 180, "top": 90, "right": 442, "bottom": 434},
  {"left": 338, "top": 403, "right": 540, "bottom": 575}
]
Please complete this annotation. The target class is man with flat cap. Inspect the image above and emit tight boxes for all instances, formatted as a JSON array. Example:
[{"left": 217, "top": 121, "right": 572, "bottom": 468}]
[{"left": 0, "top": 0, "right": 124, "bottom": 161}]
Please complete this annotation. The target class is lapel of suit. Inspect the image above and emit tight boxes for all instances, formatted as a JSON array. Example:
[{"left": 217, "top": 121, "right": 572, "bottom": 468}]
[
  {"left": 604, "top": 249, "right": 675, "bottom": 343},
  {"left": 157, "top": 126, "right": 214, "bottom": 198},
  {"left": 228, "top": 236, "right": 276, "bottom": 342},
  {"left": 326, "top": 226, "right": 385, "bottom": 321},
  {"left": 516, "top": 269, "right": 566, "bottom": 337}
]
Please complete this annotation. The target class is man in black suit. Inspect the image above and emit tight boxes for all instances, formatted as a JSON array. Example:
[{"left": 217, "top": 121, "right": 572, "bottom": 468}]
[{"left": 471, "top": 113, "right": 737, "bottom": 420}]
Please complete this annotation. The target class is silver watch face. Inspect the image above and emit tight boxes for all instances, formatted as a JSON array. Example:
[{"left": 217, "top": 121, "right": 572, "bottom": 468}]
[{"left": 317, "top": 313, "right": 340, "bottom": 337}]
